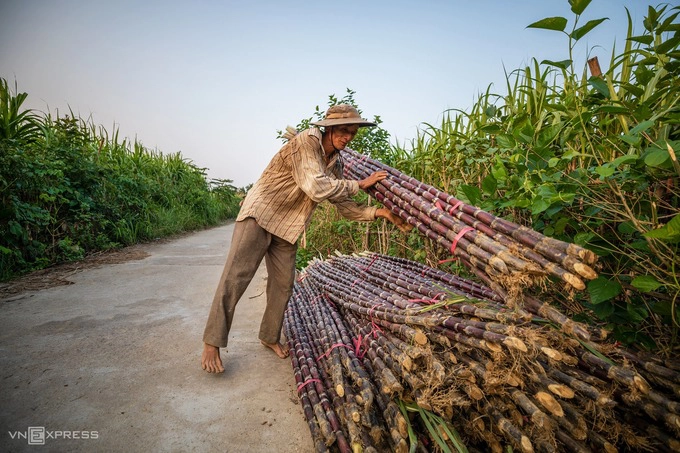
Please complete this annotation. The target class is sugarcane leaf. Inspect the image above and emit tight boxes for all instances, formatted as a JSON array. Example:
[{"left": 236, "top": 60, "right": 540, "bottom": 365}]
[
  {"left": 434, "top": 414, "right": 469, "bottom": 453},
  {"left": 528, "top": 16, "right": 568, "bottom": 32},
  {"left": 572, "top": 18, "right": 608, "bottom": 41},
  {"left": 569, "top": 0, "right": 591, "bottom": 15},
  {"left": 419, "top": 408, "right": 452, "bottom": 453},
  {"left": 631, "top": 275, "right": 663, "bottom": 292},
  {"left": 588, "top": 76, "right": 610, "bottom": 97},
  {"left": 578, "top": 337, "right": 617, "bottom": 365},
  {"left": 397, "top": 400, "right": 418, "bottom": 453},
  {"left": 588, "top": 277, "right": 622, "bottom": 304}
]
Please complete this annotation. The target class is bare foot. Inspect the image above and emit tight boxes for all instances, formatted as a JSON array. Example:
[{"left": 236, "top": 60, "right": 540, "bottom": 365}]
[
  {"left": 201, "top": 343, "right": 225, "bottom": 373},
  {"left": 261, "top": 340, "right": 290, "bottom": 358}
]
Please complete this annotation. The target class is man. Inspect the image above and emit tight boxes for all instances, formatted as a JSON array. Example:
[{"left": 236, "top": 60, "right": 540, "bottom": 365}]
[{"left": 201, "top": 104, "right": 408, "bottom": 373}]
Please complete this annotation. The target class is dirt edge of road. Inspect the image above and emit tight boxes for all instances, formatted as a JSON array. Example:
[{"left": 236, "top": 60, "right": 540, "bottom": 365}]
[{"left": 0, "top": 226, "right": 226, "bottom": 300}]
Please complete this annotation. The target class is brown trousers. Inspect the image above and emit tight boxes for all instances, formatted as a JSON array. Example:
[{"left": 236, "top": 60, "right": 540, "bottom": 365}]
[{"left": 202, "top": 218, "right": 298, "bottom": 348}]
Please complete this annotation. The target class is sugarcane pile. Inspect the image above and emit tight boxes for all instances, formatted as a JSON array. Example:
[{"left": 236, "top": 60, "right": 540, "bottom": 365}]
[
  {"left": 285, "top": 252, "right": 680, "bottom": 453},
  {"left": 341, "top": 147, "right": 598, "bottom": 293}
]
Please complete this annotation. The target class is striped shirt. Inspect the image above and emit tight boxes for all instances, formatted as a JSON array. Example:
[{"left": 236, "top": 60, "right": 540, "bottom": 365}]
[{"left": 236, "top": 127, "right": 378, "bottom": 244}]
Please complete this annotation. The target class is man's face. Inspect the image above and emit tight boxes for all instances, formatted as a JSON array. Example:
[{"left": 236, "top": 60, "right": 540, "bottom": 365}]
[{"left": 330, "top": 125, "right": 359, "bottom": 150}]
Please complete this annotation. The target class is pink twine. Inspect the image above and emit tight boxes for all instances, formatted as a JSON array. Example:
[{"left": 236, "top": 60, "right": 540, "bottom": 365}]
[
  {"left": 361, "top": 255, "right": 378, "bottom": 272},
  {"left": 309, "top": 294, "right": 325, "bottom": 305},
  {"left": 438, "top": 257, "right": 458, "bottom": 265},
  {"left": 448, "top": 201, "right": 464, "bottom": 215},
  {"left": 438, "top": 227, "right": 475, "bottom": 265},
  {"left": 450, "top": 226, "right": 475, "bottom": 254},
  {"left": 352, "top": 306, "right": 385, "bottom": 359},
  {"left": 297, "top": 378, "right": 321, "bottom": 394},
  {"left": 316, "top": 343, "right": 352, "bottom": 362},
  {"left": 408, "top": 293, "right": 447, "bottom": 305},
  {"left": 370, "top": 320, "right": 383, "bottom": 337}
]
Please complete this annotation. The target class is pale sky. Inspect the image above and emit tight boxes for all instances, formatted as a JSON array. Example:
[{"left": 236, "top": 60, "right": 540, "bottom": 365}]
[{"left": 1, "top": 1, "right": 654, "bottom": 187}]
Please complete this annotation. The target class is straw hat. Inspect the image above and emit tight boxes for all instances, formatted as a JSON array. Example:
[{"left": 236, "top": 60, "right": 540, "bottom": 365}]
[{"left": 310, "top": 104, "right": 376, "bottom": 128}]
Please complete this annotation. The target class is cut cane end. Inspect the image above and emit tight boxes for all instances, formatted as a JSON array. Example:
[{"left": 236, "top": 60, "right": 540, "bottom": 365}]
[
  {"left": 633, "top": 375, "right": 651, "bottom": 394},
  {"left": 535, "top": 391, "right": 564, "bottom": 417},
  {"left": 503, "top": 336, "right": 528, "bottom": 353},
  {"left": 540, "top": 346, "right": 563, "bottom": 362},
  {"left": 563, "top": 273, "right": 586, "bottom": 291},
  {"left": 573, "top": 262, "right": 598, "bottom": 280},
  {"left": 520, "top": 436, "right": 534, "bottom": 453},
  {"left": 413, "top": 330, "right": 428, "bottom": 345},
  {"left": 548, "top": 383, "right": 575, "bottom": 399}
]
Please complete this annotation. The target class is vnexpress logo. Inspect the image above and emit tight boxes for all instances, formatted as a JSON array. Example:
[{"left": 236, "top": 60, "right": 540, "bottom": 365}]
[
  {"left": 28, "top": 426, "right": 45, "bottom": 445},
  {"left": 8, "top": 427, "right": 99, "bottom": 445}
]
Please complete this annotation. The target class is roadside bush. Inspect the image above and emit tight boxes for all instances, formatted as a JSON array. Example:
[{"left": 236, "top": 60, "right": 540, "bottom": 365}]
[{"left": 0, "top": 79, "right": 241, "bottom": 281}]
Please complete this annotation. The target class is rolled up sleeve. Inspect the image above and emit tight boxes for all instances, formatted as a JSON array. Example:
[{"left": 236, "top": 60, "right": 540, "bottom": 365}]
[{"left": 332, "top": 199, "right": 378, "bottom": 222}]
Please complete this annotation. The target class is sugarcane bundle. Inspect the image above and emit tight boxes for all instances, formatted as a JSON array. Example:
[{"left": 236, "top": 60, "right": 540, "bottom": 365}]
[
  {"left": 285, "top": 252, "right": 680, "bottom": 452},
  {"left": 340, "top": 147, "right": 598, "bottom": 292}
]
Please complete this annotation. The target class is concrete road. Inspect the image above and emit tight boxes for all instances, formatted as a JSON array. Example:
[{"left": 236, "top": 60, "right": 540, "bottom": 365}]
[{"left": 0, "top": 223, "right": 314, "bottom": 452}]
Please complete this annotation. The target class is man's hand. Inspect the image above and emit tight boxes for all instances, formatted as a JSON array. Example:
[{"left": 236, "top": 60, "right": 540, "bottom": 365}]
[
  {"left": 359, "top": 170, "right": 388, "bottom": 190},
  {"left": 376, "top": 208, "right": 413, "bottom": 233}
]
